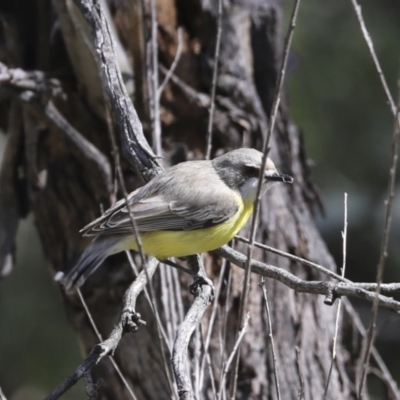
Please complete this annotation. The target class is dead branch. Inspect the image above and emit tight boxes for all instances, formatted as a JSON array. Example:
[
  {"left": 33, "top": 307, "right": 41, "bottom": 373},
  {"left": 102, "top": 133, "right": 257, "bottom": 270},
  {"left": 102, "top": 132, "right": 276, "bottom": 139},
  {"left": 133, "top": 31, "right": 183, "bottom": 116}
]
[
  {"left": 215, "top": 246, "right": 400, "bottom": 312},
  {"left": 230, "top": 0, "right": 302, "bottom": 394},
  {"left": 45, "top": 257, "right": 159, "bottom": 400},
  {"left": 71, "top": 0, "right": 162, "bottom": 181}
]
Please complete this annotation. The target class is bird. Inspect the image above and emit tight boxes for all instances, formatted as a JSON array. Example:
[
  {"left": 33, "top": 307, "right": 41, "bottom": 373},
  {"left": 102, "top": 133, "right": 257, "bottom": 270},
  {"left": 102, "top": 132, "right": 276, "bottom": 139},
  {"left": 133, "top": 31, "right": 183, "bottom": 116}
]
[{"left": 56, "top": 148, "right": 293, "bottom": 290}]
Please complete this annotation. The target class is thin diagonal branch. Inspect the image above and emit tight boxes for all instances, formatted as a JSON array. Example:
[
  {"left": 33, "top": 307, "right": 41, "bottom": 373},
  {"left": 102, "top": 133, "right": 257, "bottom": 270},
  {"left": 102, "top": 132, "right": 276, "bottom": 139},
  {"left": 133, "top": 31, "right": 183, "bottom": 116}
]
[
  {"left": 343, "top": 298, "right": 400, "bottom": 400},
  {"left": 218, "top": 313, "right": 250, "bottom": 400},
  {"left": 77, "top": 289, "right": 138, "bottom": 400},
  {"left": 323, "top": 193, "right": 348, "bottom": 398},
  {"left": 260, "top": 278, "right": 281, "bottom": 400},
  {"left": 149, "top": 0, "right": 161, "bottom": 157},
  {"left": 229, "top": 0, "right": 302, "bottom": 395},
  {"left": 45, "top": 258, "right": 159, "bottom": 400},
  {"left": 158, "top": 27, "right": 183, "bottom": 98},
  {"left": 205, "top": 0, "right": 222, "bottom": 160},
  {"left": 350, "top": 0, "right": 396, "bottom": 116},
  {"left": 358, "top": 81, "right": 400, "bottom": 397}
]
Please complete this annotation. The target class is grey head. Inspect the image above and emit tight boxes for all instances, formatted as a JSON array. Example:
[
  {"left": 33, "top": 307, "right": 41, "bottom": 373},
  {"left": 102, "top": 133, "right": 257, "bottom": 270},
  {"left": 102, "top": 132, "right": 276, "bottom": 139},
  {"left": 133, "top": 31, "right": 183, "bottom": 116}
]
[{"left": 212, "top": 148, "right": 293, "bottom": 202}]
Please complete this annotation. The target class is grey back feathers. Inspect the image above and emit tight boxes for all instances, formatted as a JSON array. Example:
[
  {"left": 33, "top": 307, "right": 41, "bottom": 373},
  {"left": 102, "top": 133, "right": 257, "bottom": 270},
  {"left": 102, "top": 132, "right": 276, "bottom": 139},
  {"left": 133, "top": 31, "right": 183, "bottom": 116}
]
[
  {"left": 81, "top": 148, "right": 279, "bottom": 237},
  {"left": 81, "top": 159, "right": 240, "bottom": 237}
]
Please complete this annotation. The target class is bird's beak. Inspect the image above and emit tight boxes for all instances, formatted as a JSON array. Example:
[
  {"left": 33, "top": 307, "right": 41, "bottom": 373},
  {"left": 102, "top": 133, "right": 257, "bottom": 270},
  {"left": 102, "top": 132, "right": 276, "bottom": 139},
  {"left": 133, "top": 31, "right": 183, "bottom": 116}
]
[{"left": 268, "top": 172, "right": 293, "bottom": 184}]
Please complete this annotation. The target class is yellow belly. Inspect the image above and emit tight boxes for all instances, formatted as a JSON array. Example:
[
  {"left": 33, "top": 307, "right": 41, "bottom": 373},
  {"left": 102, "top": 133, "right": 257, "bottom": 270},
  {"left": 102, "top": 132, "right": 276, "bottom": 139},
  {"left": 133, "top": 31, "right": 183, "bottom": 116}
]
[{"left": 121, "top": 198, "right": 253, "bottom": 259}]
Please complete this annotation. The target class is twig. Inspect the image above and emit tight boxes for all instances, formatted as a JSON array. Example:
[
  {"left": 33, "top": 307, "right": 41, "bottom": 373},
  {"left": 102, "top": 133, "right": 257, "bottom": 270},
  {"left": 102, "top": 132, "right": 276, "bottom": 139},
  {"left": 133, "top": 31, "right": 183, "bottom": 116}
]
[
  {"left": 159, "top": 64, "right": 210, "bottom": 108},
  {"left": 160, "top": 264, "right": 174, "bottom": 346},
  {"left": 215, "top": 246, "right": 400, "bottom": 312},
  {"left": 198, "top": 259, "right": 227, "bottom": 389},
  {"left": 217, "top": 313, "right": 250, "bottom": 400},
  {"left": 77, "top": 289, "right": 138, "bottom": 400},
  {"left": 194, "top": 324, "right": 201, "bottom": 400},
  {"left": 343, "top": 298, "right": 400, "bottom": 400},
  {"left": 350, "top": 0, "right": 396, "bottom": 117},
  {"left": 235, "top": 235, "right": 347, "bottom": 282},
  {"left": 149, "top": 0, "right": 161, "bottom": 157},
  {"left": 45, "top": 258, "right": 159, "bottom": 399},
  {"left": 295, "top": 347, "right": 304, "bottom": 400},
  {"left": 165, "top": 263, "right": 180, "bottom": 345},
  {"left": 357, "top": 75, "right": 400, "bottom": 397},
  {"left": 44, "top": 349, "right": 101, "bottom": 400},
  {"left": 235, "top": 235, "right": 400, "bottom": 294},
  {"left": 229, "top": 0, "right": 301, "bottom": 395},
  {"left": 200, "top": 329, "right": 218, "bottom": 400},
  {"left": 259, "top": 278, "right": 281, "bottom": 400},
  {"left": 323, "top": 193, "right": 348, "bottom": 399},
  {"left": 172, "top": 256, "right": 214, "bottom": 400},
  {"left": 205, "top": 0, "right": 222, "bottom": 160},
  {"left": 172, "top": 266, "right": 185, "bottom": 322},
  {"left": 158, "top": 27, "right": 183, "bottom": 97},
  {"left": 218, "top": 256, "right": 233, "bottom": 400}
]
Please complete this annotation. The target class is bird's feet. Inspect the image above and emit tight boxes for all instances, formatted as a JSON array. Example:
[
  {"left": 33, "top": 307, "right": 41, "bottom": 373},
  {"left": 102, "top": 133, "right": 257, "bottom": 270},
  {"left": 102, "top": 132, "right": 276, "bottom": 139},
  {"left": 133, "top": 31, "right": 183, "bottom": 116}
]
[{"left": 189, "top": 275, "right": 215, "bottom": 298}]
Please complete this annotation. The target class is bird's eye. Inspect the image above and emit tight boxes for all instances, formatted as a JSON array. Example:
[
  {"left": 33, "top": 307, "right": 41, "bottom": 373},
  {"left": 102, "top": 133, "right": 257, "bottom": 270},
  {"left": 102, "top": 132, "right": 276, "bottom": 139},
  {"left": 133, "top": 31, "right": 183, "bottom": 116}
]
[{"left": 244, "top": 166, "right": 259, "bottom": 177}]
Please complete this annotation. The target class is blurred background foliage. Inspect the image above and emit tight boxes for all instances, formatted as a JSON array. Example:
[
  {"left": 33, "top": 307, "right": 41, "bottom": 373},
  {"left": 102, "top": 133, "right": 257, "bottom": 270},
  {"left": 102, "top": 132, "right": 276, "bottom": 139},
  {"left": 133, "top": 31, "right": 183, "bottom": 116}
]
[{"left": 1, "top": 0, "right": 400, "bottom": 398}]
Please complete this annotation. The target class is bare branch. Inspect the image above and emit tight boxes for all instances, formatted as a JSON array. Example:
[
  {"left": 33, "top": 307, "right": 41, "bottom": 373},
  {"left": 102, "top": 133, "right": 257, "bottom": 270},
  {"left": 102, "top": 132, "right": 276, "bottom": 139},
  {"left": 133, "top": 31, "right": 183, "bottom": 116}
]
[
  {"left": 343, "top": 298, "right": 400, "bottom": 400},
  {"left": 235, "top": 235, "right": 400, "bottom": 294},
  {"left": 236, "top": 235, "right": 347, "bottom": 282},
  {"left": 215, "top": 246, "right": 400, "bottom": 312},
  {"left": 158, "top": 28, "right": 183, "bottom": 99},
  {"left": 77, "top": 289, "right": 138, "bottom": 399},
  {"left": 260, "top": 278, "right": 281, "bottom": 400},
  {"left": 46, "top": 258, "right": 159, "bottom": 399},
  {"left": 205, "top": 0, "right": 222, "bottom": 160},
  {"left": 230, "top": 0, "right": 302, "bottom": 395},
  {"left": 324, "top": 193, "right": 348, "bottom": 398},
  {"left": 350, "top": 0, "right": 397, "bottom": 116},
  {"left": 19, "top": 93, "right": 113, "bottom": 197},
  {"left": 172, "top": 255, "right": 214, "bottom": 400},
  {"left": 218, "top": 313, "right": 250, "bottom": 400},
  {"left": 149, "top": 0, "right": 161, "bottom": 157},
  {"left": 295, "top": 347, "right": 305, "bottom": 400},
  {"left": 199, "top": 259, "right": 227, "bottom": 388},
  {"left": 358, "top": 72, "right": 400, "bottom": 397},
  {"left": 71, "top": 0, "right": 162, "bottom": 181},
  {"left": 159, "top": 64, "right": 210, "bottom": 108}
]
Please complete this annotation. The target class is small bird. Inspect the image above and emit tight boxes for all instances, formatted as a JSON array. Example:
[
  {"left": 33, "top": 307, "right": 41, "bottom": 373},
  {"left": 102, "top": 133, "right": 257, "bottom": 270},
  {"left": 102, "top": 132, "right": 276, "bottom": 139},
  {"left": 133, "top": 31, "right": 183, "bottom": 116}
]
[{"left": 57, "top": 148, "right": 293, "bottom": 290}]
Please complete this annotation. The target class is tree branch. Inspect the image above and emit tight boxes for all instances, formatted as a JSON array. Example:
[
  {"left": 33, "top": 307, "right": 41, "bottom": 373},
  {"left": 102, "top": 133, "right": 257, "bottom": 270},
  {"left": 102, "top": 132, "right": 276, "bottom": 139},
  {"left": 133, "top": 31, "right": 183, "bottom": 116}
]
[
  {"left": 172, "top": 255, "right": 214, "bottom": 400},
  {"left": 45, "top": 257, "right": 159, "bottom": 400},
  {"left": 215, "top": 246, "right": 400, "bottom": 312},
  {"left": 71, "top": 0, "right": 162, "bottom": 181}
]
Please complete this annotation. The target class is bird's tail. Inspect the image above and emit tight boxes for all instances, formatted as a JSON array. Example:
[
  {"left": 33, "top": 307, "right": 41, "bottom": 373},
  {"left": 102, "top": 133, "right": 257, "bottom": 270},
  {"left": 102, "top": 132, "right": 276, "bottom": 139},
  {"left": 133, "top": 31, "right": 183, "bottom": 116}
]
[{"left": 55, "top": 236, "right": 124, "bottom": 292}]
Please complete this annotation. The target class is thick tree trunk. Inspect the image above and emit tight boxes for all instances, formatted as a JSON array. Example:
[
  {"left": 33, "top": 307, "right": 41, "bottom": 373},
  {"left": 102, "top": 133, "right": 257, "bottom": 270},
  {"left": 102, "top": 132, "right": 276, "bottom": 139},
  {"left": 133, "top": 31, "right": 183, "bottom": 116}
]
[{"left": 0, "top": 0, "right": 353, "bottom": 398}]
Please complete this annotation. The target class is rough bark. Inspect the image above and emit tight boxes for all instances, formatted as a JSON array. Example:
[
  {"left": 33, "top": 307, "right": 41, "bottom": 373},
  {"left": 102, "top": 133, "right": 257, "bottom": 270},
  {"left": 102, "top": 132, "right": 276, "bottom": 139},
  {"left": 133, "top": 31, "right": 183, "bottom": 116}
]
[{"left": 0, "top": 0, "right": 356, "bottom": 399}]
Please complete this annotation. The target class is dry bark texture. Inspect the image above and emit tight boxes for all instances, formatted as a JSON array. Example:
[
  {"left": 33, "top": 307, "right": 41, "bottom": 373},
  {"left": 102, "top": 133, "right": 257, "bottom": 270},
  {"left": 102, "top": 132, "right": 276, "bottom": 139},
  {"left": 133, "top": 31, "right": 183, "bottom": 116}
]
[{"left": 0, "top": 0, "right": 353, "bottom": 398}]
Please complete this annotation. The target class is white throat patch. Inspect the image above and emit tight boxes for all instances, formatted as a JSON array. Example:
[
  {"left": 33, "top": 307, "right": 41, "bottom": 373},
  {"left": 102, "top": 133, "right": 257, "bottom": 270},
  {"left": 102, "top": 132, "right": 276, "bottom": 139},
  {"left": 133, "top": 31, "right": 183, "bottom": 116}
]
[{"left": 239, "top": 177, "right": 278, "bottom": 202}]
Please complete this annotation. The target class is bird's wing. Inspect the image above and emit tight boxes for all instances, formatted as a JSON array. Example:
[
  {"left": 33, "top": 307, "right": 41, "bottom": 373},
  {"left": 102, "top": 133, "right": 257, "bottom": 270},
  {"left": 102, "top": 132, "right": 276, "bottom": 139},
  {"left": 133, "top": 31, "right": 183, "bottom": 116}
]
[{"left": 81, "top": 182, "right": 240, "bottom": 236}]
